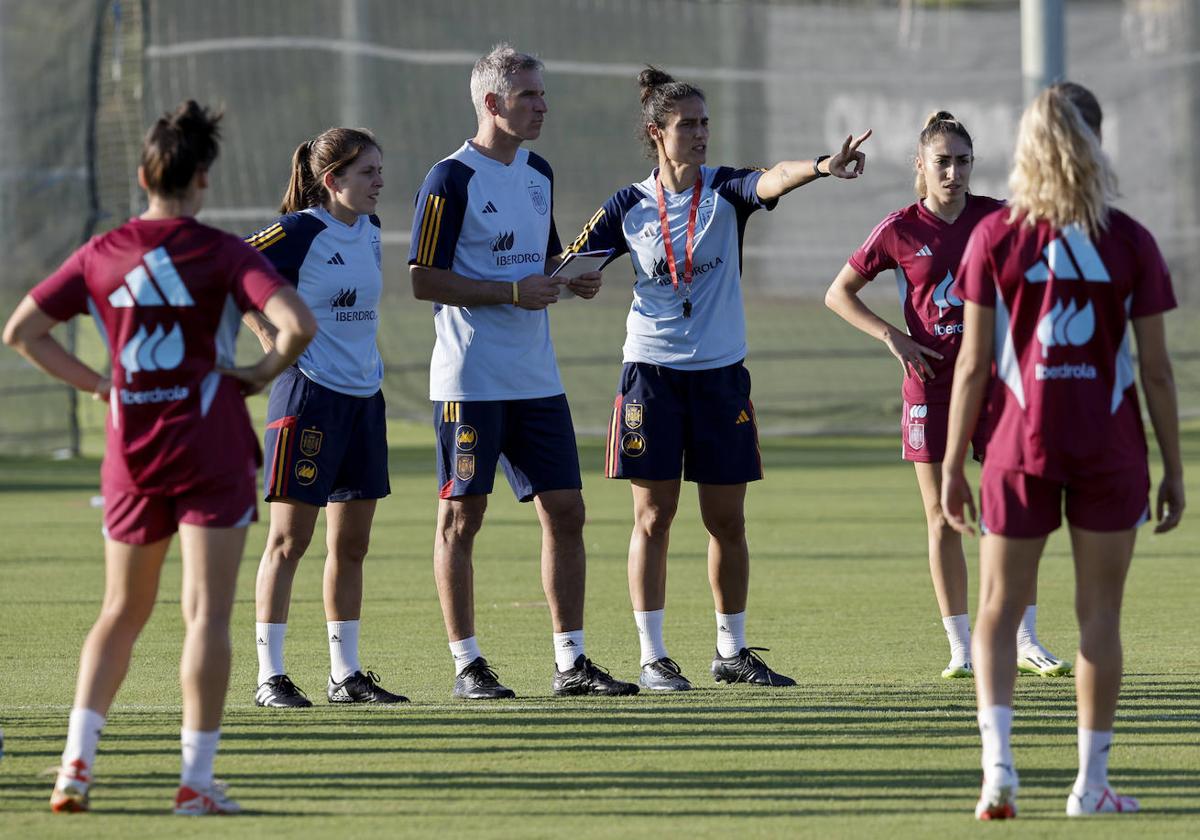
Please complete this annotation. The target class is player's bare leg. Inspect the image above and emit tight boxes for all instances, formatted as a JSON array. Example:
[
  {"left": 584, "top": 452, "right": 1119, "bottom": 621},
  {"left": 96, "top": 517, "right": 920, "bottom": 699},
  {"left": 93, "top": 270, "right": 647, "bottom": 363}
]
[
  {"left": 435, "top": 495, "right": 486, "bottom": 641},
  {"left": 52, "top": 537, "right": 169, "bottom": 812},
  {"left": 628, "top": 479, "right": 689, "bottom": 690},
  {"left": 914, "top": 462, "right": 971, "bottom": 676},
  {"left": 700, "top": 483, "right": 791, "bottom": 687},
  {"left": 1065, "top": 525, "right": 1139, "bottom": 816},
  {"left": 252, "top": 500, "right": 319, "bottom": 707},
  {"left": 323, "top": 499, "right": 376, "bottom": 619},
  {"left": 972, "top": 533, "right": 1043, "bottom": 819},
  {"left": 534, "top": 488, "right": 586, "bottom": 632},
  {"left": 320, "top": 499, "right": 403, "bottom": 703},
  {"left": 436, "top": 495, "right": 510, "bottom": 698},
  {"left": 175, "top": 523, "right": 245, "bottom": 814},
  {"left": 255, "top": 500, "right": 319, "bottom": 623},
  {"left": 537, "top": 488, "right": 637, "bottom": 697},
  {"left": 628, "top": 479, "right": 680, "bottom": 611}
]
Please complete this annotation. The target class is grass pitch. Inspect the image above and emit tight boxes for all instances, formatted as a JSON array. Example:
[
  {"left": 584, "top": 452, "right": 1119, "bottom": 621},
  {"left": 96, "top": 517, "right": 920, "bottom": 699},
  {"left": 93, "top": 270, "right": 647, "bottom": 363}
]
[{"left": 0, "top": 431, "right": 1198, "bottom": 838}]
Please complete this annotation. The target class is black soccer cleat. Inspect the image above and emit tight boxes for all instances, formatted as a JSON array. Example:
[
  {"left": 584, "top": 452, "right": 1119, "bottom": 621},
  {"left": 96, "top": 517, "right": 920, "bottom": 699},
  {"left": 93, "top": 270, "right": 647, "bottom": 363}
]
[
  {"left": 255, "top": 674, "right": 313, "bottom": 708},
  {"left": 711, "top": 647, "right": 796, "bottom": 687},
  {"left": 553, "top": 655, "right": 640, "bottom": 697},
  {"left": 639, "top": 657, "right": 693, "bottom": 691},
  {"left": 453, "top": 657, "right": 516, "bottom": 700},
  {"left": 327, "top": 670, "right": 409, "bottom": 704}
]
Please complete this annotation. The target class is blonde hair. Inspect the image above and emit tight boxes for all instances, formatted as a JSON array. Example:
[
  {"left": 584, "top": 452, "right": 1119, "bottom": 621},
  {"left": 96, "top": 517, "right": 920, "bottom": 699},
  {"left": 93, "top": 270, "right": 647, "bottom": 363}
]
[
  {"left": 1007, "top": 87, "right": 1117, "bottom": 237},
  {"left": 914, "top": 110, "right": 972, "bottom": 199}
]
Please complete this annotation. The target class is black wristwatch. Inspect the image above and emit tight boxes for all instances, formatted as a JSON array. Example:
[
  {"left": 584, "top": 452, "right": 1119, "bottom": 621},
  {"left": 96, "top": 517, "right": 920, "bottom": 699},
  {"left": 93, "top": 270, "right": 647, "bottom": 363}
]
[{"left": 813, "top": 154, "right": 831, "bottom": 178}]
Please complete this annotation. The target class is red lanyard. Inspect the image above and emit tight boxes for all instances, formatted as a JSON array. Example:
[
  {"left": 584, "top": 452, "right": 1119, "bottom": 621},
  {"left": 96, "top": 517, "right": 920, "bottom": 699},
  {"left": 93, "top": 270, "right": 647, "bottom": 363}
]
[{"left": 655, "top": 171, "right": 703, "bottom": 316}]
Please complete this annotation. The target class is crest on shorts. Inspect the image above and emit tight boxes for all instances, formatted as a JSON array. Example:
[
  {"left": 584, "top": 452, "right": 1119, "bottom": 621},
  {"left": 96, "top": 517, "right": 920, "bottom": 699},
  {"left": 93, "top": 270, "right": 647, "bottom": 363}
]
[
  {"left": 623, "top": 402, "right": 643, "bottom": 430},
  {"left": 455, "top": 454, "right": 476, "bottom": 481},
  {"left": 299, "top": 428, "right": 323, "bottom": 457},
  {"left": 455, "top": 424, "right": 478, "bottom": 452},
  {"left": 295, "top": 459, "right": 318, "bottom": 485},
  {"left": 621, "top": 432, "right": 646, "bottom": 458},
  {"left": 528, "top": 183, "right": 548, "bottom": 215},
  {"left": 907, "top": 422, "right": 926, "bottom": 451}
]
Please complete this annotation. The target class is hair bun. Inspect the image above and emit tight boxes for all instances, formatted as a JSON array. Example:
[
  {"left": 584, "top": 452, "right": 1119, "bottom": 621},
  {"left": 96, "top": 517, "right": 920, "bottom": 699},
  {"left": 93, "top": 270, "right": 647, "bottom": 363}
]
[
  {"left": 924, "top": 110, "right": 956, "bottom": 130},
  {"left": 638, "top": 66, "right": 675, "bottom": 103}
]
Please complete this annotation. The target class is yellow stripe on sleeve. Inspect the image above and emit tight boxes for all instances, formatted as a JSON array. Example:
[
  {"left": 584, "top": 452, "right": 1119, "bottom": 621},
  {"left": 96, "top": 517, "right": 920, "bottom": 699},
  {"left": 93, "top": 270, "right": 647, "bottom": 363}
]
[{"left": 417, "top": 195, "right": 445, "bottom": 266}]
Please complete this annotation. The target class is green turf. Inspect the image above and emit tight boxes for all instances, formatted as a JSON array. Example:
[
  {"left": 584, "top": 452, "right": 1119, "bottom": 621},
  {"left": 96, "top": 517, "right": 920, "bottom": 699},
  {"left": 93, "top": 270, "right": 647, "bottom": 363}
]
[{"left": 0, "top": 434, "right": 1198, "bottom": 837}]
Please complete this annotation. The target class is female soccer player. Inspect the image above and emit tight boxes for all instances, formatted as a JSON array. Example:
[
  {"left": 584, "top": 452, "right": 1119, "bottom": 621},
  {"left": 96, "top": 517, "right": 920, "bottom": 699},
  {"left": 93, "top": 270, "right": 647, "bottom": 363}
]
[
  {"left": 942, "top": 84, "right": 1184, "bottom": 819},
  {"left": 3, "top": 101, "right": 315, "bottom": 814},
  {"left": 825, "top": 112, "right": 1067, "bottom": 680},
  {"left": 564, "top": 67, "right": 869, "bottom": 690},
  {"left": 244, "top": 128, "right": 406, "bottom": 707}
]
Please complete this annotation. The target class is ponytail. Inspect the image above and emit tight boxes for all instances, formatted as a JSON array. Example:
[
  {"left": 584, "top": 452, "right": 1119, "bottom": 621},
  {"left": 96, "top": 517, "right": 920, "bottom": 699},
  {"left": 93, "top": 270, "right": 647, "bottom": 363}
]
[
  {"left": 279, "top": 128, "right": 380, "bottom": 214},
  {"left": 914, "top": 110, "right": 973, "bottom": 199}
]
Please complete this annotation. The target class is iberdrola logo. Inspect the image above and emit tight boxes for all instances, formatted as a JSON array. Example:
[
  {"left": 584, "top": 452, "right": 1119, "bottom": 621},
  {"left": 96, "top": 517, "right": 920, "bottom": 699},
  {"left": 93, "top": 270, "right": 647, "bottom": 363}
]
[
  {"left": 1035, "top": 299, "right": 1095, "bottom": 358},
  {"left": 932, "top": 271, "right": 963, "bottom": 316}
]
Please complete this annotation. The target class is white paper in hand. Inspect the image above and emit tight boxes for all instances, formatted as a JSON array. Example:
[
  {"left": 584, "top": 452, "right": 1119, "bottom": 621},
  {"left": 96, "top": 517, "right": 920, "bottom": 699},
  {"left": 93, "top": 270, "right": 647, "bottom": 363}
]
[{"left": 551, "top": 248, "right": 614, "bottom": 279}]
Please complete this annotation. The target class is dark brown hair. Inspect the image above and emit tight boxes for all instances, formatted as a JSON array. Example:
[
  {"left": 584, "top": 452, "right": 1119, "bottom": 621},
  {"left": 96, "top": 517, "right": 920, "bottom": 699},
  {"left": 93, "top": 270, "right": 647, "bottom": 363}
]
[
  {"left": 638, "top": 66, "right": 705, "bottom": 159},
  {"left": 140, "top": 100, "right": 222, "bottom": 197},
  {"left": 915, "top": 110, "right": 973, "bottom": 198},
  {"left": 1049, "top": 81, "right": 1103, "bottom": 136},
  {"left": 280, "top": 127, "right": 380, "bottom": 213}
]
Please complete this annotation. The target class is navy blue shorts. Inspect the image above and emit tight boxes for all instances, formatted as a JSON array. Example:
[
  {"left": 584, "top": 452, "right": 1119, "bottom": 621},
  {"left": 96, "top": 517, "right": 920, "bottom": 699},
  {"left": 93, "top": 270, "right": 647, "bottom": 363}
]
[
  {"left": 605, "top": 361, "right": 763, "bottom": 485},
  {"left": 264, "top": 367, "right": 390, "bottom": 505},
  {"left": 434, "top": 394, "right": 582, "bottom": 502}
]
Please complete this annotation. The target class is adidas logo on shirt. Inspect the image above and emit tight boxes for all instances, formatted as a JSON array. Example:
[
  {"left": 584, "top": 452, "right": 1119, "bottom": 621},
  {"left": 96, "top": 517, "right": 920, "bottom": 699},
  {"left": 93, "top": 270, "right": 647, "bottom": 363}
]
[
  {"left": 735, "top": 410, "right": 751, "bottom": 424},
  {"left": 1024, "top": 224, "right": 1111, "bottom": 283},
  {"left": 327, "top": 252, "right": 346, "bottom": 265},
  {"left": 915, "top": 245, "right": 933, "bottom": 257},
  {"left": 482, "top": 201, "right": 498, "bottom": 214},
  {"left": 109, "top": 247, "right": 195, "bottom": 308}
]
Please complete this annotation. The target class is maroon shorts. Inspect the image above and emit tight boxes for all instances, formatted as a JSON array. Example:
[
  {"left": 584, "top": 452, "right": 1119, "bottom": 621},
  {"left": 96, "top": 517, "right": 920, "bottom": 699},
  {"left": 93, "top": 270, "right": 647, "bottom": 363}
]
[
  {"left": 901, "top": 400, "right": 989, "bottom": 463},
  {"left": 103, "top": 472, "right": 258, "bottom": 545},
  {"left": 979, "top": 464, "right": 1150, "bottom": 539}
]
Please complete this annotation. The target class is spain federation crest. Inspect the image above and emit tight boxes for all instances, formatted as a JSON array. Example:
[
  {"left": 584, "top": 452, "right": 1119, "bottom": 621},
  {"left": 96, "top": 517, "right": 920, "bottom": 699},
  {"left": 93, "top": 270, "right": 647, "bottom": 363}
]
[
  {"left": 907, "top": 422, "right": 926, "bottom": 451},
  {"left": 528, "top": 183, "right": 548, "bottom": 215},
  {"left": 455, "top": 424, "right": 478, "bottom": 452},
  {"left": 299, "top": 428, "right": 323, "bottom": 457},
  {"left": 455, "top": 454, "right": 476, "bottom": 481},
  {"left": 621, "top": 432, "right": 646, "bottom": 458},
  {"left": 623, "top": 402, "right": 643, "bottom": 430}
]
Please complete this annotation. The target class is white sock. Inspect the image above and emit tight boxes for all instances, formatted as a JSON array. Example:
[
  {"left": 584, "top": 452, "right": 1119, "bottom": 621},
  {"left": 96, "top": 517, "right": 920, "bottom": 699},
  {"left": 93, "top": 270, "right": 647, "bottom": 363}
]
[
  {"left": 716, "top": 611, "right": 746, "bottom": 658},
  {"left": 62, "top": 708, "right": 105, "bottom": 773},
  {"left": 1016, "top": 605, "right": 1039, "bottom": 649},
  {"left": 180, "top": 728, "right": 220, "bottom": 790},
  {"left": 327, "top": 620, "right": 362, "bottom": 682},
  {"left": 553, "top": 630, "right": 585, "bottom": 672},
  {"left": 978, "top": 705, "right": 1015, "bottom": 777},
  {"left": 449, "top": 636, "right": 482, "bottom": 675},
  {"left": 255, "top": 622, "right": 287, "bottom": 685},
  {"left": 634, "top": 609, "right": 668, "bottom": 666},
  {"left": 1074, "top": 728, "right": 1113, "bottom": 794},
  {"left": 942, "top": 614, "right": 971, "bottom": 665}
]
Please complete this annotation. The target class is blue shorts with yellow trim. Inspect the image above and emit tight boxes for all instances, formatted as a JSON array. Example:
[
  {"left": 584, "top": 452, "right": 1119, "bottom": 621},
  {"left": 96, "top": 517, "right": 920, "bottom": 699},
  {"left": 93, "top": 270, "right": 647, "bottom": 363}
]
[
  {"left": 605, "top": 361, "right": 763, "bottom": 485},
  {"left": 264, "top": 367, "right": 390, "bottom": 505},
  {"left": 435, "top": 395, "right": 582, "bottom": 502}
]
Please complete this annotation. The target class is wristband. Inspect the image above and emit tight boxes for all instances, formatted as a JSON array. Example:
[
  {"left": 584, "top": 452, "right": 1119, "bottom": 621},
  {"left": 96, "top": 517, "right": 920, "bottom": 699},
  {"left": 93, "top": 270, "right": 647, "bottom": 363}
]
[
  {"left": 512, "top": 281, "right": 520, "bottom": 305},
  {"left": 813, "top": 154, "right": 831, "bottom": 178}
]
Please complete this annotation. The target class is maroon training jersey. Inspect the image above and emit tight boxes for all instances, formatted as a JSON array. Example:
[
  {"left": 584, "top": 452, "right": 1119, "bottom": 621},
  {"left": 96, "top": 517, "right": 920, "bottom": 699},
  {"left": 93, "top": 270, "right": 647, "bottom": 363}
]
[
  {"left": 31, "top": 217, "right": 287, "bottom": 495},
  {"left": 958, "top": 207, "right": 1176, "bottom": 480},
  {"left": 850, "top": 194, "right": 1005, "bottom": 404}
]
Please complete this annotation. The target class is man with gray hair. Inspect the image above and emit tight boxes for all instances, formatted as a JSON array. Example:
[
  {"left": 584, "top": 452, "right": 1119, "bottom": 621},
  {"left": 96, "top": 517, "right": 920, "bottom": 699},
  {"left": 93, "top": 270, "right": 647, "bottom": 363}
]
[{"left": 408, "top": 44, "right": 633, "bottom": 699}]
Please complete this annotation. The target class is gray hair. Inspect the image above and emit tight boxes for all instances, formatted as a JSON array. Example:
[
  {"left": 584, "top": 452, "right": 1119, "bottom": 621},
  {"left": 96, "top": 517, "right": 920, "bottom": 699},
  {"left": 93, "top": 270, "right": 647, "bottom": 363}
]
[{"left": 469, "top": 43, "right": 543, "bottom": 122}]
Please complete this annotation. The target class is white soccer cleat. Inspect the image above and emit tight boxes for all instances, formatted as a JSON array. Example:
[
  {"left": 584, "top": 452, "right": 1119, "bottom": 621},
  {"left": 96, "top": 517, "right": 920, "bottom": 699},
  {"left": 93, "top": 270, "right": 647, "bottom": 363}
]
[
  {"left": 1066, "top": 785, "right": 1139, "bottom": 817},
  {"left": 975, "top": 764, "right": 1019, "bottom": 820},
  {"left": 49, "top": 759, "right": 91, "bottom": 813},
  {"left": 173, "top": 780, "right": 241, "bottom": 815},
  {"left": 1017, "top": 643, "right": 1072, "bottom": 677},
  {"left": 941, "top": 659, "right": 973, "bottom": 679}
]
